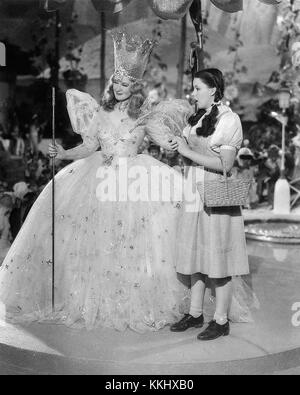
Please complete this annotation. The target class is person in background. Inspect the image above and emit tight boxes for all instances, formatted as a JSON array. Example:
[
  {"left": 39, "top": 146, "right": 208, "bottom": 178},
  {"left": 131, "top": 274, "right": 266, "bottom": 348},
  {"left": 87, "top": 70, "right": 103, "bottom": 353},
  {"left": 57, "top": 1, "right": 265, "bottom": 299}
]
[
  {"left": 232, "top": 147, "right": 258, "bottom": 208},
  {"left": 25, "top": 115, "right": 41, "bottom": 159},
  {"left": 148, "top": 143, "right": 161, "bottom": 160},
  {"left": 161, "top": 149, "right": 180, "bottom": 167},
  {"left": 0, "top": 123, "right": 10, "bottom": 154},
  {"left": 265, "top": 145, "right": 280, "bottom": 208},
  {"left": 35, "top": 152, "right": 49, "bottom": 180},
  {"left": 173, "top": 155, "right": 184, "bottom": 175},
  {"left": 283, "top": 147, "right": 295, "bottom": 181},
  {"left": 8, "top": 124, "right": 25, "bottom": 158},
  {"left": 291, "top": 130, "right": 300, "bottom": 189},
  {"left": 0, "top": 156, "right": 7, "bottom": 183},
  {"left": 0, "top": 123, "right": 6, "bottom": 151},
  {"left": 254, "top": 143, "right": 269, "bottom": 203},
  {"left": 0, "top": 193, "right": 14, "bottom": 265},
  {"left": 0, "top": 124, "right": 10, "bottom": 183},
  {"left": 9, "top": 182, "right": 31, "bottom": 240}
]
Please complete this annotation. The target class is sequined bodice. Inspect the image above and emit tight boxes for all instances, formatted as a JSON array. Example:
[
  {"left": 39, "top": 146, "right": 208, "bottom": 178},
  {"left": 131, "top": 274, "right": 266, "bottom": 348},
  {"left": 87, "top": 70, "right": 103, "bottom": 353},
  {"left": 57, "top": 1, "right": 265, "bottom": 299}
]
[{"left": 97, "top": 110, "right": 145, "bottom": 158}]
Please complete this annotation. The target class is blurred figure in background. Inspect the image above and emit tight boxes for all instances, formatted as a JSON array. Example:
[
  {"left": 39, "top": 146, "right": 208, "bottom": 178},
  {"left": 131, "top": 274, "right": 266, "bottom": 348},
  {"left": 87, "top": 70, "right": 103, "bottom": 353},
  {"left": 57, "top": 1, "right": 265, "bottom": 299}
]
[
  {"left": 162, "top": 149, "right": 178, "bottom": 166},
  {"left": 0, "top": 193, "right": 14, "bottom": 265},
  {"left": 292, "top": 130, "right": 300, "bottom": 183},
  {"left": 8, "top": 124, "right": 25, "bottom": 158},
  {"left": 148, "top": 143, "right": 161, "bottom": 160},
  {"left": 265, "top": 145, "right": 281, "bottom": 208},
  {"left": 172, "top": 155, "right": 184, "bottom": 175},
  {"left": 0, "top": 123, "right": 7, "bottom": 152},
  {"left": 253, "top": 143, "right": 269, "bottom": 203},
  {"left": 232, "top": 148, "right": 258, "bottom": 209},
  {"left": 0, "top": 123, "right": 10, "bottom": 157},
  {"left": 0, "top": 124, "right": 10, "bottom": 184},
  {"left": 9, "top": 182, "right": 30, "bottom": 240},
  {"left": 25, "top": 115, "right": 41, "bottom": 159}
]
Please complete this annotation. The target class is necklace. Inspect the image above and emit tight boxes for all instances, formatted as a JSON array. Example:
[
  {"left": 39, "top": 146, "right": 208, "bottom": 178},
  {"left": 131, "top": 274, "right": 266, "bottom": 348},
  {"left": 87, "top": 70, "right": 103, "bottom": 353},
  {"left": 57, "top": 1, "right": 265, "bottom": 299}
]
[{"left": 117, "top": 100, "right": 130, "bottom": 113}]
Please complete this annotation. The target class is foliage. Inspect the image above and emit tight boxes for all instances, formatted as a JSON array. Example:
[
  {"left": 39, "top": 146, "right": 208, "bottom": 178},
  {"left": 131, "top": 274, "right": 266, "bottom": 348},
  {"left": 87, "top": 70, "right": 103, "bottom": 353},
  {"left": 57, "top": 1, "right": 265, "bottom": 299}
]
[
  {"left": 30, "top": 10, "right": 87, "bottom": 88},
  {"left": 144, "top": 19, "right": 169, "bottom": 96},
  {"left": 269, "top": 0, "right": 300, "bottom": 90}
]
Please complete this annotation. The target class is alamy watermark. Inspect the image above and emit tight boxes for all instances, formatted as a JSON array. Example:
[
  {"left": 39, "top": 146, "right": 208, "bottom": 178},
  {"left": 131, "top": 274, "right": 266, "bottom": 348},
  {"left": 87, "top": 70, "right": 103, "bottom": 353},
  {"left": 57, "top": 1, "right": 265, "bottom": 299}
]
[
  {"left": 95, "top": 159, "right": 204, "bottom": 213},
  {"left": 292, "top": 302, "right": 300, "bottom": 327},
  {"left": 0, "top": 42, "right": 6, "bottom": 66}
]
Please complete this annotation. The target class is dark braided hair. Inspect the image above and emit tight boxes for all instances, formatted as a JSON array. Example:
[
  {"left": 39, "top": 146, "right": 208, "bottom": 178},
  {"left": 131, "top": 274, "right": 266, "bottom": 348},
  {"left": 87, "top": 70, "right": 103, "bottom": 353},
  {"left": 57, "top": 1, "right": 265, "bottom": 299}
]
[{"left": 188, "top": 68, "right": 225, "bottom": 138}]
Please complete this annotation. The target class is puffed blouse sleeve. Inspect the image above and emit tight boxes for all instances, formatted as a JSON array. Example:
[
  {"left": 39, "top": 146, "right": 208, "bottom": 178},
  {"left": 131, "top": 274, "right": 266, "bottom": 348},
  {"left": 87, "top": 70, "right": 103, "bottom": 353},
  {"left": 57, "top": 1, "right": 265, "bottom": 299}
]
[
  {"left": 183, "top": 125, "right": 191, "bottom": 140},
  {"left": 210, "top": 111, "right": 243, "bottom": 153}
]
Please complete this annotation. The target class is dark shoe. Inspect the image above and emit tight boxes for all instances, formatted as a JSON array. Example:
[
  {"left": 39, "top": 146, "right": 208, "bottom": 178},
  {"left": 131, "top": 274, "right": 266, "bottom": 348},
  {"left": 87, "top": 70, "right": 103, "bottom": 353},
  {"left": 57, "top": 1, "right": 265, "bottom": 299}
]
[
  {"left": 170, "top": 314, "right": 204, "bottom": 332},
  {"left": 197, "top": 320, "right": 230, "bottom": 341}
]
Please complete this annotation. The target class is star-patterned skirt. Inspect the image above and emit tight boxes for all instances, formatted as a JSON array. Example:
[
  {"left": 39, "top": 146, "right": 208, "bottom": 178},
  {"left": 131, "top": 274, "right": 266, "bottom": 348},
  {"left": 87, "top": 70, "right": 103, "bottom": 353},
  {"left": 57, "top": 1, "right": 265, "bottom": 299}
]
[{"left": 0, "top": 152, "right": 188, "bottom": 332}]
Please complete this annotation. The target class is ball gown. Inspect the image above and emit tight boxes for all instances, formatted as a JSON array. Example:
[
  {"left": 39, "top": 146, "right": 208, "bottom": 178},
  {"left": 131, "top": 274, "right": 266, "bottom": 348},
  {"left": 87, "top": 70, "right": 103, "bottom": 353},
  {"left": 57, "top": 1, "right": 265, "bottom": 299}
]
[{"left": 0, "top": 90, "right": 192, "bottom": 332}]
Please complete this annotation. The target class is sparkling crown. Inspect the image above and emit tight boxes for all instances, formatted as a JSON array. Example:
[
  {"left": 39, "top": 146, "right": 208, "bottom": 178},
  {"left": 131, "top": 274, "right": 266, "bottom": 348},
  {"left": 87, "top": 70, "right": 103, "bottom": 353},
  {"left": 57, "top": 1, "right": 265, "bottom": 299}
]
[{"left": 112, "top": 32, "right": 155, "bottom": 81}]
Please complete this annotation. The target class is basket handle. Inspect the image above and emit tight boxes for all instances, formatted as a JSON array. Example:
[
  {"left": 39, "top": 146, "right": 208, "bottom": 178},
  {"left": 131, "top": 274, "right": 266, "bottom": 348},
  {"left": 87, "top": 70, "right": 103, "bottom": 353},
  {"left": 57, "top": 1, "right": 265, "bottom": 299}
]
[{"left": 220, "top": 156, "right": 228, "bottom": 183}]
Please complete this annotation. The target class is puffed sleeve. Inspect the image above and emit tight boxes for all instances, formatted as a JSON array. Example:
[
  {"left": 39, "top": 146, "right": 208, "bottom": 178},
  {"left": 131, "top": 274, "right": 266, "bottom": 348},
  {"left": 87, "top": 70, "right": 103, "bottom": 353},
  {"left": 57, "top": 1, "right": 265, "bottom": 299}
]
[
  {"left": 210, "top": 111, "right": 243, "bottom": 153},
  {"left": 81, "top": 112, "right": 101, "bottom": 151},
  {"left": 66, "top": 89, "right": 101, "bottom": 151},
  {"left": 136, "top": 99, "right": 193, "bottom": 150},
  {"left": 183, "top": 125, "right": 191, "bottom": 140}
]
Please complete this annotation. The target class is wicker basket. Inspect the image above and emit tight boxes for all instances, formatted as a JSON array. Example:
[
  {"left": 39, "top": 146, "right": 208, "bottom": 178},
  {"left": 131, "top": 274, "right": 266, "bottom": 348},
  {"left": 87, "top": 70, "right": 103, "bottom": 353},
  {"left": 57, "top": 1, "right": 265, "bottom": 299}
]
[{"left": 197, "top": 161, "right": 252, "bottom": 207}]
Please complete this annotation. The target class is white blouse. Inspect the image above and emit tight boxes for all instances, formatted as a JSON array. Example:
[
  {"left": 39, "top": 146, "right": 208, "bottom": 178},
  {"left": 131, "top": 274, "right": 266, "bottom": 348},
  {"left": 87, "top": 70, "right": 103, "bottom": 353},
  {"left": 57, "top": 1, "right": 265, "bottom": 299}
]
[{"left": 183, "top": 104, "right": 243, "bottom": 153}]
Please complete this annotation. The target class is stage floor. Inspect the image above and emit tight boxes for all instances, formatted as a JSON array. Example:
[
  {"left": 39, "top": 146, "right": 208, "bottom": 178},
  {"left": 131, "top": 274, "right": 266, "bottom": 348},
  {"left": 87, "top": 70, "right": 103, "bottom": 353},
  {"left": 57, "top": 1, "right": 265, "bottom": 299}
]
[{"left": 0, "top": 212, "right": 299, "bottom": 375}]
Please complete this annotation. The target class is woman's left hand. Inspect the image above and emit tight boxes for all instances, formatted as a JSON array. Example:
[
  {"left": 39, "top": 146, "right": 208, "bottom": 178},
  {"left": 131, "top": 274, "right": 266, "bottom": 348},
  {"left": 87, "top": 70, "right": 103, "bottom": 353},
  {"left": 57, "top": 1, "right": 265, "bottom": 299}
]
[
  {"left": 175, "top": 137, "right": 191, "bottom": 157},
  {"left": 167, "top": 138, "right": 179, "bottom": 151}
]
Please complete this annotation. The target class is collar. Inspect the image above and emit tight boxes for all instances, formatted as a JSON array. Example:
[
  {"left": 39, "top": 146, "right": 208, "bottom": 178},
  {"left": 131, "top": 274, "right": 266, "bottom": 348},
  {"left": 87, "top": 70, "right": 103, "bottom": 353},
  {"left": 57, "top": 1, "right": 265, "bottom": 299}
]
[{"left": 191, "top": 102, "right": 230, "bottom": 132}]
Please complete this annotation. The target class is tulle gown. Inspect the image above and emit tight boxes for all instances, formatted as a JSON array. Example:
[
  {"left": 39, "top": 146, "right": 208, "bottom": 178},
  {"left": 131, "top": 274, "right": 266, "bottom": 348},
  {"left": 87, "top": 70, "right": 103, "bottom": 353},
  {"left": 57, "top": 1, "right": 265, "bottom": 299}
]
[{"left": 0, "top": 90, "right": 191, "bottom": 332}]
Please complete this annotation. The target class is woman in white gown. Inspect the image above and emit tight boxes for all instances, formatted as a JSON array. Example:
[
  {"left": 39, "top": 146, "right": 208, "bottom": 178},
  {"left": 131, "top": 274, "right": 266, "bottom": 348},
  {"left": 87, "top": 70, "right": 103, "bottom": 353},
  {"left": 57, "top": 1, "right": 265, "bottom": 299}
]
[{"left": 0, "top": 33, "right": 192, "bottom": 332}]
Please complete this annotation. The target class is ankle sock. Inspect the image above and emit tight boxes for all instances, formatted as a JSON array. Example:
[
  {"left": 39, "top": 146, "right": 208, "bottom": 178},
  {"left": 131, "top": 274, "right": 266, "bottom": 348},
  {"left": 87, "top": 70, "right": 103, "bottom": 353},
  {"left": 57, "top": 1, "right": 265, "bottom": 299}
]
[
  {"left": 213, "top": 312, "right": 228, "bottom": 325},
  {"left": 189, "top": 307, "right": 203, "bottom": 319}
]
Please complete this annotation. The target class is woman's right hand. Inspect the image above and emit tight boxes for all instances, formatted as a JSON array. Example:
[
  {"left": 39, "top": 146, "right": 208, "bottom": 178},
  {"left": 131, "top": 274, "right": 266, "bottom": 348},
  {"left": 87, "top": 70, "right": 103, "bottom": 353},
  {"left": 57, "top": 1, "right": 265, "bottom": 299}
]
[{"left": 48, "top": 142, "right": 66, "bottom": 160}]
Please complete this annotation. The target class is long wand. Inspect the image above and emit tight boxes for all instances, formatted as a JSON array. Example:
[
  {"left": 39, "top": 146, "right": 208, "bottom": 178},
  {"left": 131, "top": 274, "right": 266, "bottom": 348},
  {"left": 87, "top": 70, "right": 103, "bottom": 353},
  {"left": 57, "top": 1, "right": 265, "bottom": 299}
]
[{"left": 51, "top": 86, "right": 56, "bottom": 312}]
